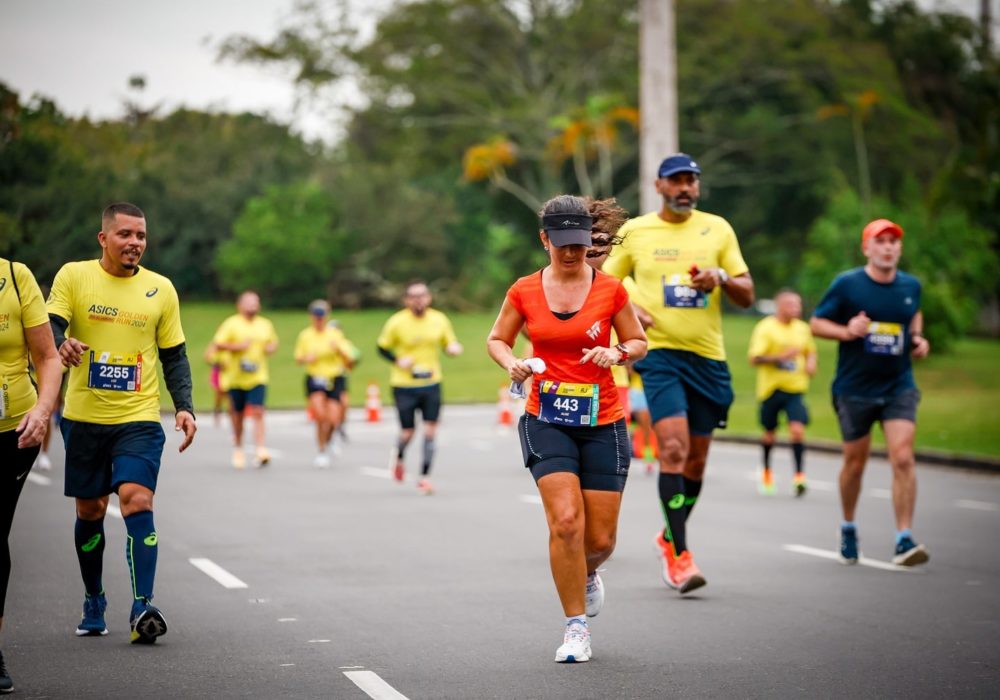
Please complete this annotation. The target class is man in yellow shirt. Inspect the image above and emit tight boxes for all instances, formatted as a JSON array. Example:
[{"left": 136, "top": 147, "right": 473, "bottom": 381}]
[
  {"left": 212, "top": 291, "right": 278, "bottom": 468},
  {"left": 604, "top": 154, "right": 754, "bottom": 594},
  {"left": 748, "top": 289, "right": 817, "bottom": 496},
  {"left": 47, "top": 202, "right": 197, "bottom": 645},
  {"left": 294, "top": 300, "right": 354, "bottom": 467},
  {"left": 377, "top": 281, "right": 463, "bottom": 494}
]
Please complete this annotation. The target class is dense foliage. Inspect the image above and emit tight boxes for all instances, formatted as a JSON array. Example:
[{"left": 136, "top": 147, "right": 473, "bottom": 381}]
[{"left": 2, "top": 0, "right": 997, "bottom": 346}]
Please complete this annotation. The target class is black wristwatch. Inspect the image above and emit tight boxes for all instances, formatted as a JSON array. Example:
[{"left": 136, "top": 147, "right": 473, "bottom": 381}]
[{"left": 614, "top": 343, "right": 630, "bottom": 365}]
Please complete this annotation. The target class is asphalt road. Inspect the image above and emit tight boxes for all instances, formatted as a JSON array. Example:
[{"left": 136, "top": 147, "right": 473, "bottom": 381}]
[{"left": 5, "top": 406, "right": 999, "bottom": 699}]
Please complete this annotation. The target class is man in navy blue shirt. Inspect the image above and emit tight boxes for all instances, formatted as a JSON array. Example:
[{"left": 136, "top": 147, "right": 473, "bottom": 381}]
[{"left": 810, "top": 218, "right": 931, "bottom": 567}]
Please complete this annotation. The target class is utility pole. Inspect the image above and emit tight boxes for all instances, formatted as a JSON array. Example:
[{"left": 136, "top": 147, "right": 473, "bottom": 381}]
[
  {"left": 639, "top": 0, "right": 678, "bottom": 213},
  {"left": 980, "top": 0, "right": 992, "bottom": 56}
]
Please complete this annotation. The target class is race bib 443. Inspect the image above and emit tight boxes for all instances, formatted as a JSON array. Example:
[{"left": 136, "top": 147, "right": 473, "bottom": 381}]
[
  {"left": 865, "top": 322, "right": 904, "bottom": 356},
  {"left": 87, "top": 351, "right": 142, "bottom": 391},
  {"left": 537, "top": 381, "right": 599, "bottom": 426}
]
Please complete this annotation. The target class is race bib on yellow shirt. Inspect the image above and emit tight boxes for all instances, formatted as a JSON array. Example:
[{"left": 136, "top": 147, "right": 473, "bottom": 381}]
[
  {"left": 88, "top": 351, "right": 142, "bottom": 391},
  {"left": 0, "top": 377, "right": 8, "bottom": 419},
  {"left": 537, "top": 381, "right": 599, "bottom": 426},
  {"left": 865, "top": 322, "right": 904, "bottom": 356},
  {"left": 661, "top": 275, "right": 707, "bottom": 309}
]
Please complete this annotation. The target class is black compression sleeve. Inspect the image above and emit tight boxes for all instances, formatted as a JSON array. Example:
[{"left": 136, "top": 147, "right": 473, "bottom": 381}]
[
  {"left": 160, "top": 342, "right": 195, "bottom": 417},
  {"left": 49, "top": 314, "right": 69, "bottom": 349},
  {"left": 377, "top": 345, "right": 397, "bottom": 363}
]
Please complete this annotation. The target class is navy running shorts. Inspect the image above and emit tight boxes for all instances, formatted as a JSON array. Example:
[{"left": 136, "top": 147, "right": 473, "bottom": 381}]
[
  {"left": 305, "top": 376, "right": 344, "bottom": 401},
  {"left": 634, "top": 348, "right": 733, "bottom": 435},
  {"left": 518, "top": 413, "right": 630, "bottom": 492},
  {"left": 229, "top": 385, "right": 267, "bottom": 412},
  {"left": 61, "top": 419, "right": 165, "bottom": 498},
  {"left": 393, "top": 384, "right": 442, "bottom": 429},
  {"left": 833, "top": 388, "right": 921, "bottom": 442},
  {"left": 759, "top": 390, "right": 810, "bottom": 431}
]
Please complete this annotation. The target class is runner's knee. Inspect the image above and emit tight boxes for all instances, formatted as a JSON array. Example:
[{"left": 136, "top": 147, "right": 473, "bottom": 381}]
[{"left": 549, "top": 508, "right": 584, "bottom": 544}]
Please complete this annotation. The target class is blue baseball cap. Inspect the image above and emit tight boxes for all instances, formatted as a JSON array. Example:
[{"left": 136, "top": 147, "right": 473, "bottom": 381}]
[{"left": 658, "top": 153, "right": 701, "bottom": 178}]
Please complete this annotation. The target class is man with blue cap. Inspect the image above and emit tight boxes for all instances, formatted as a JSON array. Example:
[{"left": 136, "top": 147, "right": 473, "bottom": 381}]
[{"left": 604, "top": 153, "right": 754, "bottom": 594}]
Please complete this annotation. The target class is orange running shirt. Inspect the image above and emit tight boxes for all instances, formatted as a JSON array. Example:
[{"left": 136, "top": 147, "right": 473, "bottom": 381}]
[{"left": 506, "top": 269, "right": 629, "bottom": 426}]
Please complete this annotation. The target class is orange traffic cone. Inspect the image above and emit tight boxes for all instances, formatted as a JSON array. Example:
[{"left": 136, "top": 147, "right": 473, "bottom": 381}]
[
  {"left": 497, "top": 386, "right": 513, "bottom": 427},
  {"left": 365, "top": 381, "right": 382, "bottom": 423}
]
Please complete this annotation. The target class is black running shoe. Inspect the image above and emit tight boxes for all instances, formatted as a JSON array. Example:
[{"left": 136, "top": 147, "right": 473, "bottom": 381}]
[
  {"left": 0, "top": 649, "right": 13, "bottom": 694},
  {"left": 130, "top": 602, "right": 168, "bottom": 644}
]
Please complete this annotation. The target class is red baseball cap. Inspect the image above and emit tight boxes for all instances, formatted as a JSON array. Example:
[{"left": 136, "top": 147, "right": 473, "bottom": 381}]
[{"left": 862, "top": 218, "right": 904, "bottom": 243}]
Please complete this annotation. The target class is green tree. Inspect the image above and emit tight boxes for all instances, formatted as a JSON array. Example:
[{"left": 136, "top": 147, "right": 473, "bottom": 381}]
[{"left": 215, "top": 181, "right": 347, "bottom": 307}]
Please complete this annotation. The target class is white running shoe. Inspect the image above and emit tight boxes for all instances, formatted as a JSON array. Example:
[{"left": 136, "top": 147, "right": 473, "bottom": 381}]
[
  {"left": 329, "top": 439, "right": 343, "bottom": 456},
  {"left": 36, "top": 452, "right": 53, "bottom": 470},
  {"left": 314, "top": 453, "right": 330, "bottom": 468},
  {"left": 554, "top": 621, "right": 591, "bottom": 663},
  {"left": 585, "top": 572, "right": 604, "bottom": 617}
]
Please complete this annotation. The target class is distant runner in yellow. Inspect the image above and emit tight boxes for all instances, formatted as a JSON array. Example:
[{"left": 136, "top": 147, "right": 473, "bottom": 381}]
[
  {"left": 377, "top": 281, "right": 463, "bottom": 494},
  {"left": 748, "top": 289, "right": 817, "bottom": 496},
  {"left": 212, "top": 291, "right": 278, "bottom": 468},
  {"left": 294, "top": 300, "right": 354, "bottom": 467},
  {"left": 47, "top": 202, "right": 197, "bottom": 645}
]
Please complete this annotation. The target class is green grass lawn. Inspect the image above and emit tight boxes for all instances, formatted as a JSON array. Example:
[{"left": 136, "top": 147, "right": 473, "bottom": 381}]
[{"left": 171, "top": 303, "right": 1000, "bottom": 458}]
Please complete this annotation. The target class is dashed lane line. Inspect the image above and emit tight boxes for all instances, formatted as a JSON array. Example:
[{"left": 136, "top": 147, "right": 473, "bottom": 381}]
[
  {"left": 343, "top": 670, "right": 410, "bottom": 700},
  {"left": 518, "top": 494, "right": 542, "bottom": 505},
  {"left": 956, "top": 499, "right": 998, "bottom": 512},
  {"left": 783, "top": 544, "right": 920, "bottom": 573},
  {"left": 189, "top": 557, "right": 249, "bottom": 589}
]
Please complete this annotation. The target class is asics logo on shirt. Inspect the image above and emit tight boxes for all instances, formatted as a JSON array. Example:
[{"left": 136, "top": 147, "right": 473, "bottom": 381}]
[
  {"left": 146, "top": 288, "right": 159, "bottom": 297},
  {"left": 585, "top": 321, "right": 602, "bottom": 341},
  {"left": 88, "top": 304, "right": 119, "bottom": 317},
  {"left": 0, "top": 277, "right": 6, "bottom": 292}
]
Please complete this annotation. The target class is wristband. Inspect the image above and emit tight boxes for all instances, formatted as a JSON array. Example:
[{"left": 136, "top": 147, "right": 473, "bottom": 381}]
[{"left": 614, "top": 343, "right": 629, "bottom": 365}]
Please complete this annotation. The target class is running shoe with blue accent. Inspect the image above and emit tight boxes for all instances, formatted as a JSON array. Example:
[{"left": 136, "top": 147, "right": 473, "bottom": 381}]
[
  {"left": 892, "top": 537, "right": 929, "bottom": 567},
  {"left": 76, "top": 593, "right": 109, "bottom": 636},
  {"left": 840, "top": 525, "right": 859, "bottom": 564},
  {"left": 555, "top": 620, "right": 591, "bottom": 663},
  {"left": 129, "top": 600, "right": 168, "bottom": 644}
]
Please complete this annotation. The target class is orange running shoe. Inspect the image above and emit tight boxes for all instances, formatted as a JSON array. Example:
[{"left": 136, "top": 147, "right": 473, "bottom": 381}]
[
  {"left": 652, "top": 531, "right": 678, "bottom": 588},
  {"left": 416, "top": 478, "right": 434, "bottom": 495},
  {"left": 672, "top": 550, "right": 707, "bottom": 595}
]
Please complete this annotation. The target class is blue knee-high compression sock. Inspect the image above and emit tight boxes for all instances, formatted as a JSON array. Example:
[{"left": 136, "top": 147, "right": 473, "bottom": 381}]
[
  {"left": 657, "top": 472, "right": 688, "bottom": 554},
  {"left": 74, "top": 517, "right": 105, "bottom": 596},
  {"left": 124, "top": 511, "right": 158, "bottom": 607},
  {"left": 421, "top": 438, "right": 436, "bottom": 476}
]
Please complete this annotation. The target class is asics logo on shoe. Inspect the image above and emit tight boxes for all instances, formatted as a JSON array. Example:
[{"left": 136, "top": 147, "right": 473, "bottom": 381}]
[
  {"left": 81, "top": 534, "right": 102, "bottom": 552},
  {"left": 143, "top": 532, "right": 158, "bottom": 546},
  {"left": 668, "top": 494, "right": 686, "bottom": 509}
]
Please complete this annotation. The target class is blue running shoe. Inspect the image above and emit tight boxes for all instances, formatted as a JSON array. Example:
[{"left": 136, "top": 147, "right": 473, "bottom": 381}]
[
  {"left": 840, "top": 526, "right": 859, "bottom": 564},
  {"left": 130, "top": 600, "right": 168, "bottom": 645},
  {"left": 76, "top": 593, "right": 109, "bottom": 636},
  {"left": 892, "top": 536, "right": 929, "bottom": 567}
]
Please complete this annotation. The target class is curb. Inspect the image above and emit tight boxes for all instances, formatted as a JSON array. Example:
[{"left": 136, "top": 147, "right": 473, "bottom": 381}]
[{"left": 714, "top": 434, "right": 1000, "bottom": 474}]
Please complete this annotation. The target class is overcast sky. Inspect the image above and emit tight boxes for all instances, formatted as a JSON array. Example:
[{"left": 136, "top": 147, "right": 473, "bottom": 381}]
[{"left": 0, "top": 0, "right": 995, "bottom": 144}]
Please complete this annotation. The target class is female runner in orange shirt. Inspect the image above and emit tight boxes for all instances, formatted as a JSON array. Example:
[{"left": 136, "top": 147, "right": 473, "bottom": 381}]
[{"left": 487, "top": 195, "right": 646, "bottom": 663}]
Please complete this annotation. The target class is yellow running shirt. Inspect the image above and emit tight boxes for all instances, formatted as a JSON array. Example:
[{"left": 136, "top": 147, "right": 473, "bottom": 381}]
[
  {"left": 377, "top": 308, "right": 458, "bottom": 388},
  {"left": 747, "top": 316, "right": 817, "bottom": 400},
  {"left": 0, "top": 260, "right": 49, "bottom": 432},
  {"left": 603, "top": 210, "right": 748, "bottom": 361},
  {"left": 47, "top": 260, "right": 185, "bottom": 425},
  {"left": 213, "top": 314, "right": 278, "bottom": 391},
  {"left": 294, "top": 325, "right": 351, "bottom": 380}
]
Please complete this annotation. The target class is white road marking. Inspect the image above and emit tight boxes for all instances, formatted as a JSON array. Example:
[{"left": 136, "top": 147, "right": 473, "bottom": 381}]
[
  {"left": 106, "top": 503, "right": 123, "bottom": 519},
  {"left": 361, "top": 466, "right": 392, "bottom": 480},
  {"left": 26, "top": 472, "right": 51, "bottom": 486},
  {"left": 518, "top": 494, "right": 542, "bottom": 505},
  {"left": 782, "top": 544, "right": 919, "bottom": 573},
  {"left": 343, "top": 670, "right": 410, "bottom": 700},
  {"left": 307, "top": 639, "right": 331, "bottom": 643},
  {"left": 188, "top": 558, "right": 249, "bottom": 589},
  {"left": 956, "top": 499, "right": 998, "bottom": 512},
  {"left": 868, "top": 488, "right": 892, "bottom": 499},
  {"left": 280, "top": 664, "right": 295, "bottom": 667},
  {"left": 808, "top": 479, "right": 836, "bottom": 492},
  {"left": 278, "top": 617, "right": 298, "bottom": 622}
]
